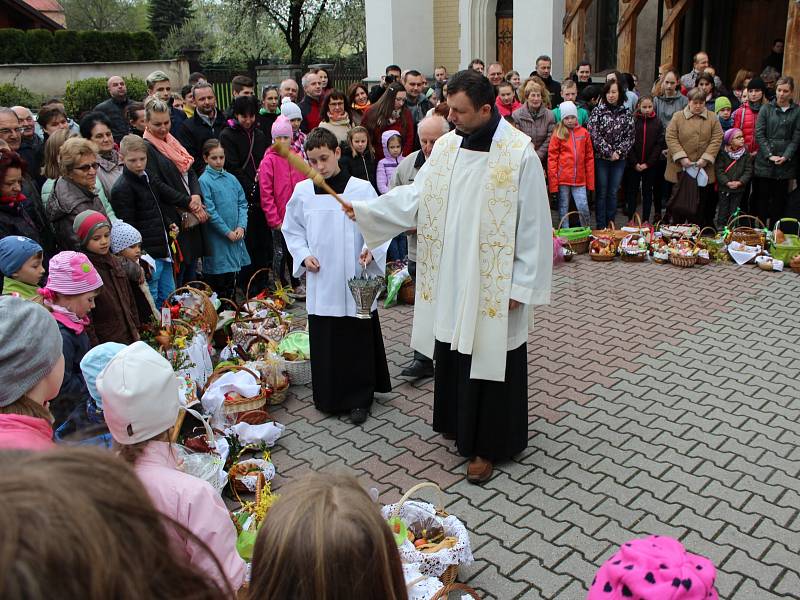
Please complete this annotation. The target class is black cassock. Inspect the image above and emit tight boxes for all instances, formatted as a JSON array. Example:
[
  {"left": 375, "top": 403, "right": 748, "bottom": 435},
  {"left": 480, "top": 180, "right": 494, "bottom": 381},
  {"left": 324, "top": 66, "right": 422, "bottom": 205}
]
[
  {"left": 307, "top": 311, "right": 392, "bottom": 413},
  {"left": 432, "top": 341, "right": 528, "bottom": 461}
]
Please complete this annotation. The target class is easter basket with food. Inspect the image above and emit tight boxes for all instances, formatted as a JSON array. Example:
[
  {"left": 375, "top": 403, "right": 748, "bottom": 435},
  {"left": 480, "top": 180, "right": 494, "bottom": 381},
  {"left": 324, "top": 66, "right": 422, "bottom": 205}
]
[
  {"left": 382, "top": 482, "right": 473, "bottom": 584},
  {"left": 667, "top": 237, "right": 698, "bottom": 268},
  {"left": 555, "top": 211, "right": 592, "bottom": 254},
  {"left": 589, "top": 236, "right": 616, "bottom": 261},
  {"left": 727, "top": 240, "right": 762, "bottom": 265},
  {"left": 725, "top": 213, "right": 767, "bottom": 248},
  {"left": 658, "top": 222, "right": 700, "bottom": 241},
  {"left": 164, "top": 284, "right": 218, "bottom": 336},
  {"left": 201, "top": 364, "right": 270, "bottom": 427},
  {"left": 769, "top": 218, "right": 800, "bottom": 264},
  {"left": 696, "top": 227, "right": 726, "bottom": 264},
  {"left": 243, "top": 355, "right": 290, "bottom": 405},
  {"left": 228, "top": 450, "right": 276, "bottom": 494},
  {"left": 651, "top": 237, "right": 669, "bottom": 264},
  {"left": 230, "top": 476, "right": 279, "bottom": 562},
  {"left": 619, "top": 233, "right": 649, "bottom": 263}
]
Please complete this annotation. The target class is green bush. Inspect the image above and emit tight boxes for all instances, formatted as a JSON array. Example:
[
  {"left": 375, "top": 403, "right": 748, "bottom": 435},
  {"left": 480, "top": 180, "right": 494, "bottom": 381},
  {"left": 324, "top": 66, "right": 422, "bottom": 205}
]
[
  {"left": 53, "top": 30, "right": 84, "bottom": 63},
  {"left": 130, "top": 31, "right": 159, "bottom": 61},
  {"left": 0, "top": 83, "right": 43, "bottom": 108},
  {"left": 0, "top": 29, "right": 29, "bottom": 64},
  {"left": 25, "top": 29, "right": 55, "bottom": 63},
  {"left": 64, "top": 76, "right": 148, "bottom": 119}
]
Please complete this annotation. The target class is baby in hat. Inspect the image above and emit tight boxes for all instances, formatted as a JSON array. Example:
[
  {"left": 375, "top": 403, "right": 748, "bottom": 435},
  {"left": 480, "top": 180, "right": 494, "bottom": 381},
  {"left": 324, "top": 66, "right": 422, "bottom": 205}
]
[
  {"left": 38, "top": 250, "right": 103, "bottom": 428},
  {"left": 111, "top": 220, "right": 159, "bottom": 323},
  {"left": 74, "top": 209, "right": 140, "bottom": 345},
  {"left": 0, "top": 235, "right": 45, "bottom": 300},
  {"left": 97, "top": 341, "right": 247, "bottom": 592},
  {"left": 280, "top": 97, "right": 307, "bottom": 159},
  {"left": 587, "top": 535, "right": 718, "bottom": 600},
  {"left": 0, "top": 296, "right": 64, "bottom": 450}
]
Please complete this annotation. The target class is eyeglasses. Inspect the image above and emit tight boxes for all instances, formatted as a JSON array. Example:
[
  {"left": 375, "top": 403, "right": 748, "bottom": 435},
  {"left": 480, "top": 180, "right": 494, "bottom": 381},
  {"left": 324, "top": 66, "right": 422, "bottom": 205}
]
[
  {"left": 0, "top": 127, "right": 25, "bottom": 136},
  {"left": 73, "top": 162, "right": 100, "bottom": 172}
]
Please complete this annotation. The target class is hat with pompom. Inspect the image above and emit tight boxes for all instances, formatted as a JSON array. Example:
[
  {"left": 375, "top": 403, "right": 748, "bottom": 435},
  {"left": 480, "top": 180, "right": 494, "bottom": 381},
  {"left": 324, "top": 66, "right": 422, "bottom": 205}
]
[
  {"left": 280, "top": 97, "right": 302, "bottom": 121},
  {"left": 587, "top": 536, "right": 718, "bottom": 600}
]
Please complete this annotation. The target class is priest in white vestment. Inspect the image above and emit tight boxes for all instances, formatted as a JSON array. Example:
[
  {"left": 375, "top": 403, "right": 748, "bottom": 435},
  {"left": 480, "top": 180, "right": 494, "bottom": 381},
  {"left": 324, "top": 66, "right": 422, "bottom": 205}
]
[{"left": 343, "top": 70, "right": 553, "bottom": 483}]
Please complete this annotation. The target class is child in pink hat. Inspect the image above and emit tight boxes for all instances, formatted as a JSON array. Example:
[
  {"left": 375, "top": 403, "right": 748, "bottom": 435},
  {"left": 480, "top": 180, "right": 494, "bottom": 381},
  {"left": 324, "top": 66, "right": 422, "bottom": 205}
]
[
  {"left": 39, "top": 251, "right": 104, "bottom": 430},
  {"left": 587, "top": 536, "right": 719, "bottom": 600}
]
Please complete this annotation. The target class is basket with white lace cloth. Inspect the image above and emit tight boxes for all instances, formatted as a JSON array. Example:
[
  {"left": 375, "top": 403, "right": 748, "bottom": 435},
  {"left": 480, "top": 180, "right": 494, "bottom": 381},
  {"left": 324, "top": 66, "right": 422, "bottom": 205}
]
[{"left": 381, "top": 482, "right": 473, "bottom": 584}]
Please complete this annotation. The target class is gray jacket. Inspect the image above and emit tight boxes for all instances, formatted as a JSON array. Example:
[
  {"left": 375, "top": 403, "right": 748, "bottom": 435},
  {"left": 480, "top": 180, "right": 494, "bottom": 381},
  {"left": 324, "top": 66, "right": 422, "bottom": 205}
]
[
  {"left": 511, "top": 105, "right": 555, "bottom": 164},
  {"left": 389, "top": 150, "right": 425, "bottom": 261},
  {"left": 654, "top": 94, "right": 688, "bottom": 130}
]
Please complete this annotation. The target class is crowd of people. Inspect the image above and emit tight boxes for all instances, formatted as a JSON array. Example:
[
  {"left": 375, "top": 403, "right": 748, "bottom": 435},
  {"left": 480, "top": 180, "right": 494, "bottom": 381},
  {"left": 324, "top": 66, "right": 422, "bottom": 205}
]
[{"left": 0, "top": 42, "right": 791, "bottom": 598}]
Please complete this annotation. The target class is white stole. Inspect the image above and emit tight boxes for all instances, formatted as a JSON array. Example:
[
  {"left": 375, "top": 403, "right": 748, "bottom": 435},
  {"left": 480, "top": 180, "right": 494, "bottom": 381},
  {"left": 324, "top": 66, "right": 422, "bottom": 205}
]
[{"left": 411, "top": 119, "right": 530, "bottom": 381}]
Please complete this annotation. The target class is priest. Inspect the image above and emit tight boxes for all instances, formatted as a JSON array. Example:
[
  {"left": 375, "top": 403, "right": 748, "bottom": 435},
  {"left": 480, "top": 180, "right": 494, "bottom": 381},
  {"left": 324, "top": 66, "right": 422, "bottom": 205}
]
[{"left": 342, "top": 69, "right": 553, "bottom": 483}]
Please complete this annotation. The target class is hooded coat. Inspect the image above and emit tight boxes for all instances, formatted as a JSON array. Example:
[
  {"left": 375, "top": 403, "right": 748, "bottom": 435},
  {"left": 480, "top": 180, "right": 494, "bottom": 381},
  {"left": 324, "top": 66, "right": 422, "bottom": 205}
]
[
  {"left": 627, "top": 111, "right": 665, "bottom": 168},
  {"left": 754, "top": 100, "right": 800, "bottom": 179},
  {"left": 84, "top": 250, "right": 139, "bottom": 346},
  {"left": 198, "top": 166, "right": 251, "bottom": 275},
  {"left": 376, "top": 130, "right": 403, "bottom": 194},
  {"left": 109, "top": 167, "right": 173, "bottom": 259}
]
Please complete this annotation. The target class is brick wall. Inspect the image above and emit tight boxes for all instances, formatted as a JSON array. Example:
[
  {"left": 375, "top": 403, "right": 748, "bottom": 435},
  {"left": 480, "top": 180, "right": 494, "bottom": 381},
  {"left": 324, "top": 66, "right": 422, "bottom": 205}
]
[{"left": 433, "top": 0, "right": 461, "bottom": 74}]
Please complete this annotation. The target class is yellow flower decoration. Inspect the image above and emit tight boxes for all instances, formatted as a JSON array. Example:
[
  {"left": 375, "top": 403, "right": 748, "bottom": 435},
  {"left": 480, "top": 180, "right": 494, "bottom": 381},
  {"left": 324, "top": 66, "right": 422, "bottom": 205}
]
[{"left": 492, "top": 165, "right": 513, "bottom": 188}]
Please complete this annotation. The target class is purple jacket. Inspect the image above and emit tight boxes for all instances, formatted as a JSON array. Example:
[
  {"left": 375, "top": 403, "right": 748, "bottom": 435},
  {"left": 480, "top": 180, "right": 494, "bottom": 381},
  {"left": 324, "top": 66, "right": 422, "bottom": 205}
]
[{"left": 376, "top": 130, "right": 404, "bottom": 194}]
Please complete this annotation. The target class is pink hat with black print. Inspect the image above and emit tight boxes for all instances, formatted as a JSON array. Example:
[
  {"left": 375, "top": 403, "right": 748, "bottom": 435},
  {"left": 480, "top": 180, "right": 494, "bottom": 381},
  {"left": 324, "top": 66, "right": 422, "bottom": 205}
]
[
  {"left": 587, "top": 536, "right": 718, "bottom": 600},
  {"left": 43, "top": 251, "right": 103, "bottom": 295}
]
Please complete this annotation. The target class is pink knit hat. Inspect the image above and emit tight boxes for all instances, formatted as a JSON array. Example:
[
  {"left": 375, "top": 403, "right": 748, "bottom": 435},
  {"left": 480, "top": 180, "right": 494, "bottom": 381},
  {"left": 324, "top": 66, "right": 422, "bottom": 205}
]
[
  {"left": 271, "top": 115, "right": 293, "bottom": 140},
  {"left": 587, "top": 536, "right": 718, "bottom": 600},
  {"left": 43, "top": 251, "right": 103, "bottom": 296}
]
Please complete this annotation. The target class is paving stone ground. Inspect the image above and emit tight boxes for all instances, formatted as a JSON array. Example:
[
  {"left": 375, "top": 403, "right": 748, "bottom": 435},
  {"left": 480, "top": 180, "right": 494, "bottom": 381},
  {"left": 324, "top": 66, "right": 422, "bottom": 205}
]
[{"left": 266, "top": 257, "right": 800, "bottom": 600}]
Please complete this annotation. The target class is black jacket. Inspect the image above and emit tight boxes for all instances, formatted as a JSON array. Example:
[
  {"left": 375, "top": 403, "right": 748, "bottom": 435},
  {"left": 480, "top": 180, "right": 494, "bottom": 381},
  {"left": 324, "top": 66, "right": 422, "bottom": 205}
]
[
  {"left": 0, "top": 201, "right": 41, "bottom": 243},
  {"left": 177, "top": 110, "right": 227, "bottom": 175},
  {"left": 144, "top": 141, "right": 209, "bottom": 260},
  {"left": 339, "top": 149, "right": 378, "bottom": 193},
  {"left": 219, "top": 123, "right": 268, "bottom": 204},
  {"left": 94, "top": 97, "right": 133, "bottom": 142},
  {"left": 256, "top": 111, "right": 279, "bottom": 146},
  {"left": 109, "top": 167, "right": 173, "bottom": 259}
]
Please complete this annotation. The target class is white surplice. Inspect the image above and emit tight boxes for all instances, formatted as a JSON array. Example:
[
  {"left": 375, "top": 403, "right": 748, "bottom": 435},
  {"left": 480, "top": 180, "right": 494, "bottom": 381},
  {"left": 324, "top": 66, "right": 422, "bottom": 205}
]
[
  {"left": 352, "top": 121, "right": 552, "bottom": 380},
  {"left": 282, "top": 177, "right": 387, "bottom": 317}
]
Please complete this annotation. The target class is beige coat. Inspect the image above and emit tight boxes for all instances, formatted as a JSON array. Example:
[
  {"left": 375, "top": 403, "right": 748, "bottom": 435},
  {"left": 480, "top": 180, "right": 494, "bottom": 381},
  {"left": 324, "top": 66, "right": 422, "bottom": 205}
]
[{"left": 665, "top": 106, "right": 724, "bottom": 183}]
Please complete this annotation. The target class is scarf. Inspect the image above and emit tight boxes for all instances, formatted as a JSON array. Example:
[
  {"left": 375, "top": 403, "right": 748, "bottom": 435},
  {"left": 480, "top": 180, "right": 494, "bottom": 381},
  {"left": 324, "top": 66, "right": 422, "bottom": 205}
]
[
  {"left": 326, "top": 115, "right": 351, "bottom": 127},
  {"left": 143, "top": 130, "right": 194, "bottom": 174},
  {"left": 0, "top": 192, "right": 26, "bottom": 207},
  {"left": 352, "top": 100, "right": 371, "bottom": 113},
  {"left": 39, "top": 290, "right": 90, "bottom": 334},
  {"left": 726, "top": 145, "right": 746, "bottom": 160}
]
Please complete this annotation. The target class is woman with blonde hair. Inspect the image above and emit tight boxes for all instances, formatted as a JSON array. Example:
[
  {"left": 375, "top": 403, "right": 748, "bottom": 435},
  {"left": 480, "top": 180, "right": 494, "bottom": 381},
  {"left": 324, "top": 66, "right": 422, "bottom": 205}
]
[
  {"left": 44, "top": 137, "right": 109, "bottom": 250},
  {"left": 251, "top": 472, "right": 408, "bottom": 600},
  {"left": 518, "top": 75, "right": 552, "bottom": 108},
  {"left": 0, "top": 446, "right": 234, "bottom": 599},
  {"left": 511, "top": 80, "right": 555, "bottom": 166}
]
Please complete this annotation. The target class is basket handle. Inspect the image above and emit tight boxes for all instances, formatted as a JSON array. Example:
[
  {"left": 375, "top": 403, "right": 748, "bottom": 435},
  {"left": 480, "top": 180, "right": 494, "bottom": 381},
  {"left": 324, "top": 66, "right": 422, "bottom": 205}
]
[
  {"left": 392, "top": 482, "right": 445, "bottom": 517},
  {"left": 555, "top": 210, "right": 586, "bottom": 231},
  {"left": 727, "top": 213, "right": 766, "bottom": 231},
  {"left": 246, "top": 267, "right": 272, "bottom": 300},
  {"left": 203, "top": 364, "right": 260, "bottom": 393},
  {"left": 774, "top": 218, "right": 800, "bottom": 235},
  {"left": 431, "top": 583, "right": 482, "bottom": 600},
  {"left": 183, "top": 280, "right": 214, "bottom": 295},
  {"left": 697, "top": 226, "right": 717, "bottom": 239}
]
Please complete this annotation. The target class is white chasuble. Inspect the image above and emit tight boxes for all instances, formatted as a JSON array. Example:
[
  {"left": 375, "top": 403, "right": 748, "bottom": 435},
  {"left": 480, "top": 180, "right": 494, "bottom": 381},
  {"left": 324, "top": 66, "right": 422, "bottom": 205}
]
[
  {"left": 282, "top": 177, "right": 387, "bottom": 317},
  {"left": 353, "top": 118, "right": 552, "bottom": 381}
]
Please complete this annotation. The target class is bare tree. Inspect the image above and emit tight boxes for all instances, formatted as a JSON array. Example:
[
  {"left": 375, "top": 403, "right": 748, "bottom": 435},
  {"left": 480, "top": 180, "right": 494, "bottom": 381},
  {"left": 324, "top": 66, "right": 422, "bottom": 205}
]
[{"left": 233, "top": 0, "right": 333, "bottom": 65}]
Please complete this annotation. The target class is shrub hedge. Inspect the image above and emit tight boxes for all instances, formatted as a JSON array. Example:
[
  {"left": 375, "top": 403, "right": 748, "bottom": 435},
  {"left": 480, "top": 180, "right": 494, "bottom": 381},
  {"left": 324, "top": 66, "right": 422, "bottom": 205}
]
[
  {"left": 64, "top": 76, "right": 148, "bottom": 118},
  {"left": 0, "top": 29, "right": 159, "bottom": 65},
  {"left": 0, "top": 83, "right": 44, "bottom": 108}
]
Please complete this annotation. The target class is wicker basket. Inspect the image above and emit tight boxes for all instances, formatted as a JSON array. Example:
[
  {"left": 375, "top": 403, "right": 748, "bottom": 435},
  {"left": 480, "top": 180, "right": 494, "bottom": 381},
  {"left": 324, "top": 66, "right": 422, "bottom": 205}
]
[
  {"left": 392, "top": 483, "right": 461, "bottom": 586},
  {"left": 589, "top": 236, "right": 616, "bottom": 261},
  {"left": 726, "top": 214, "right": 767, "bottom": 247},
  {"left": 165, "top": 285, "right": 218, "bottom": 335},
  {"left": 430, "top": 583, "right": 481, "bottom": 599},
  {"left": 204, "top": 365, "right": 268, "bottom": 415},
  {"left": 278, "top": 356, "right": 312, "bottom": 385},
  {"left": 694, "top": 227, "right": 719, "bottom": 265},
  {"left": 668, "top": 238, "right": 698, "bottom": 268},
  {"left": 619, "top": 218, "right": 649, "bottom": 263},
  {"left": 555, "top": 211, "right": 592, "bottom": 254},
  {"left": 399, "top": 280, "right": 416, "bottom": 305}
]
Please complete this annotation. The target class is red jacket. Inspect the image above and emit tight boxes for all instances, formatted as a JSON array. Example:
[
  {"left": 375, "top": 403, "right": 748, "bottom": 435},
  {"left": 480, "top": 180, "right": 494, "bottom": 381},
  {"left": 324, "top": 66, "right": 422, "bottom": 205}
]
[
  {"left": 495, "top": 95, "right": 522, "bottom": 118},
  {"left": 547, "top": 125, "right": 595, "bottom": 192},
  {"left": 731, "top": 102, "right": 761, "bottom": 155}
]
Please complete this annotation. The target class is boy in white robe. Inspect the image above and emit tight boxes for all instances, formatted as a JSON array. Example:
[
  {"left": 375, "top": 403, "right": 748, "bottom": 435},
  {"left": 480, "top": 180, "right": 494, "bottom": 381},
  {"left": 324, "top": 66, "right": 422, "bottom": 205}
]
[{"left": 282, "top": 128, "right": 391, "bottom": 424}]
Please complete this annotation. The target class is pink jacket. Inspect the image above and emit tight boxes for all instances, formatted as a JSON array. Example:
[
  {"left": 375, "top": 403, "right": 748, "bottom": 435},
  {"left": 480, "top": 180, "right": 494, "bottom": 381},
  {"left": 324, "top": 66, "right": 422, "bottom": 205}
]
[
  {"left": 0, "top": 414, "right": 54, "bottom": 450},
  {"left": 259, "top": 146, "right": 307, "bottom": 228},
  {"left": 134, "top": 442, "right": 246, "bottom": 591}
]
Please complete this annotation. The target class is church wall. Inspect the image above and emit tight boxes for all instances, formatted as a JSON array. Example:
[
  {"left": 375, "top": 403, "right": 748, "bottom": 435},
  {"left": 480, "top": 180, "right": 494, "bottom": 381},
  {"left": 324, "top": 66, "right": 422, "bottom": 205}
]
[{"left": 434, "top": 0, "right": 462, "bottom": 74}]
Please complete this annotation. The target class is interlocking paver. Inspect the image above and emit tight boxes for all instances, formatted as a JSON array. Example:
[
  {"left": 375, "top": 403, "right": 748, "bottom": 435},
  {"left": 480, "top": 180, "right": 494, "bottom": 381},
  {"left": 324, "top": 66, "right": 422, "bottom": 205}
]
[{"left": 264, "top": 255, "right": 800, "bottom": 598}]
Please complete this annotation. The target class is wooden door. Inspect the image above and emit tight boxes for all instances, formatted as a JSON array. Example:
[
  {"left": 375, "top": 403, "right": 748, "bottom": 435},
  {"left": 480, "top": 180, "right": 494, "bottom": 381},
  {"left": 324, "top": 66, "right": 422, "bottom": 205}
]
[
  {"left": 497, "top": 16, "right": 513, "bottom": 71},
  {"left": 729, "top": 0, "right": 787, "bottom": 81}
]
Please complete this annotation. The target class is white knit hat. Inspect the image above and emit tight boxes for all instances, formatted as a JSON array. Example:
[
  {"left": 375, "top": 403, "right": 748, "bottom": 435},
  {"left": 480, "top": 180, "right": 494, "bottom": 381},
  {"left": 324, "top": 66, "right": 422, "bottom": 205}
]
[
  {"left": 97, "top": 341, "right": 180, "bottom": 444},
  {"left": 280, "top": 97, "right": 302, "bottom": 120},
  {"left": 110, "top": 220, "right": 143, "bottom": 255},
  {"left": 559, "top": 101, "right": 578, "bottom": 122}
]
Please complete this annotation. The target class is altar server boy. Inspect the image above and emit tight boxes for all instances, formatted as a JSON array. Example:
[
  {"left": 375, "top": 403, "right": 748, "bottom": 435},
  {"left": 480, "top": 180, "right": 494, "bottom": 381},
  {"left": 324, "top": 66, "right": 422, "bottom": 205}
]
[{"left": 282, "top": 128, "right": 391, "bottom": 424}]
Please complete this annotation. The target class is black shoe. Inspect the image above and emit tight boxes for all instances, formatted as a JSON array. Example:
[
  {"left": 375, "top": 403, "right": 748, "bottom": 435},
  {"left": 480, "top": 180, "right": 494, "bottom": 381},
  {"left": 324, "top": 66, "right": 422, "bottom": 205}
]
[
  {"left": 400, "top": 359, "right": 434, "bottom": 379},
  {"left": 350, "top": 408, "right": 368, "bottom": 424}
]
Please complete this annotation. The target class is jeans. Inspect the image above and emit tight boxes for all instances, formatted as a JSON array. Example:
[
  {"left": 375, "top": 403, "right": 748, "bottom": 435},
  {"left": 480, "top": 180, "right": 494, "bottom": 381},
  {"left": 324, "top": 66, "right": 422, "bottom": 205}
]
[
  {"left": 387, "top": 234, "right": 408, "bottom": 262},
  {"left": 624, "top": 166, "right": 660, "bottom": 222},
  {"left": 558, "top": 185, "right": 589, "bottom": 226},
  {"left": 594, "top": 158, "right": 626, "bottom": 228},
  {"left": 148, "top": 258, "right": 175, "bottom": 307}
]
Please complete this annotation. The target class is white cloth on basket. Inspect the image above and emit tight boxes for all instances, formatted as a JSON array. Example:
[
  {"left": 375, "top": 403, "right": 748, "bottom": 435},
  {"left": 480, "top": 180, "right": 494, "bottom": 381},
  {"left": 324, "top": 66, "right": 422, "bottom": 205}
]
[
  {"left": 201, "top": 370, "right": 260, "bottom": 415},
  {"left": 227, "top": 421, "right": 285, "bottom": 446}
]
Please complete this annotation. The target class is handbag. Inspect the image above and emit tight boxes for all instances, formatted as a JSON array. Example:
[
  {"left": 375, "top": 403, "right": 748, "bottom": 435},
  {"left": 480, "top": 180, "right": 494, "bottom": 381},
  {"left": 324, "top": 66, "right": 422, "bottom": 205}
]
[
  {"left": 666, "top": 171, "right": 700, "bottom": 222},
  {"left": 177, "top": 206, "right": 201, "bottom": 231}
]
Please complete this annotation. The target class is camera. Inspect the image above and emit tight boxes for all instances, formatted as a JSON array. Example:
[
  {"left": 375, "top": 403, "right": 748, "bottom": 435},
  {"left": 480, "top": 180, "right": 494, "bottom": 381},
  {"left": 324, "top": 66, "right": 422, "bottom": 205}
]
[{"left": 385, "top": 74, "right": 396, "bottom": 84}]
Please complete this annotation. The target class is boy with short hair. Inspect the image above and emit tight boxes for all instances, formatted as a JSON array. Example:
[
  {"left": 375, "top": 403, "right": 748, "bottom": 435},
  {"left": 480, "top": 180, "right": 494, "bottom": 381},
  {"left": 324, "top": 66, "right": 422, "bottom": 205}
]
[
  {"left": 281, "top": 128, "right": 391, "bottom": 424},
  {"left": 110, "top": 134, "right": 177, "bottom": 307},
  {"left": 553, "top": 80, "right": 589, "bottom": 125},
  {"left": 0, "top": 236, "right": 45, "bottom": 299}
]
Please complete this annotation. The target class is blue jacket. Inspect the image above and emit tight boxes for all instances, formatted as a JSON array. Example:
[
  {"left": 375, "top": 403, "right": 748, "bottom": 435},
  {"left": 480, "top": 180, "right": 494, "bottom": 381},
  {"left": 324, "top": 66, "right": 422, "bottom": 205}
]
[{"left": 198, "top": 166, "right": 251, "bottom": 275}]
